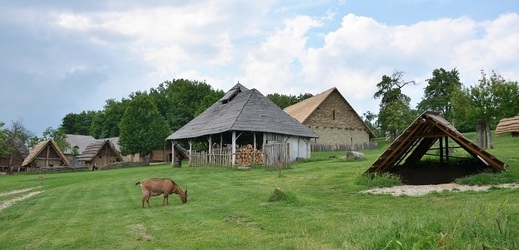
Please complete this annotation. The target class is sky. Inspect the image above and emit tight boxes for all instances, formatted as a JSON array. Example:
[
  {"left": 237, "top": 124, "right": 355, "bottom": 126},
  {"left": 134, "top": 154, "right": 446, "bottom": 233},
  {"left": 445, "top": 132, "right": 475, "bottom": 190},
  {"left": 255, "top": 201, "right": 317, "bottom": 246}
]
[{"left": 1, "top": 0, "right": 518, "bottom": 136}]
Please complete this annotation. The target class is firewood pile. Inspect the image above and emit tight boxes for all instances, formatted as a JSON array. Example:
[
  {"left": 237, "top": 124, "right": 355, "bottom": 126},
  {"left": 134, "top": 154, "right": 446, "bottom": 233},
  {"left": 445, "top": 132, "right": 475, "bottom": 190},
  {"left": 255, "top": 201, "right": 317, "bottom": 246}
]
[{"left": 235, "top": 144, "right": 264, "bottom": 164}]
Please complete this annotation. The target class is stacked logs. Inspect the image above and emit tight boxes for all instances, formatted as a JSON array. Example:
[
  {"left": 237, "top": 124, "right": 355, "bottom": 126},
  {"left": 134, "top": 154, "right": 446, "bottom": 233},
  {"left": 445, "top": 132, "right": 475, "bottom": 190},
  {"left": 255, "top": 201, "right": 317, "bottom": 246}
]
[{"left": 235, "top": 144, "right": 264, "bottom": 164}]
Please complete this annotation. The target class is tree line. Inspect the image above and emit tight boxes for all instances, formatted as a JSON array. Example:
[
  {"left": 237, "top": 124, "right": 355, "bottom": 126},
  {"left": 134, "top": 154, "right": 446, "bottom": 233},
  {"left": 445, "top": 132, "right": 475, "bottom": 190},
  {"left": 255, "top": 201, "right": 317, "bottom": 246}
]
[
  {"left": 2, "top": 69, "right": 518, "bottom": 162},
  {"left": 366, "top": 68, "right": 519, "bottom": 149}
]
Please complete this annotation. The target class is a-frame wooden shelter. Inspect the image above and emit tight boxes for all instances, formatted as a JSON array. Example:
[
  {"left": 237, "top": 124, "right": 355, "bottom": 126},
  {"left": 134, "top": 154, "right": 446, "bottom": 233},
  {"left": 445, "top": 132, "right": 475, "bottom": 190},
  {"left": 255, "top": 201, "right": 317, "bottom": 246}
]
[
  {"left": 367, "top": 111, "right": 506, "bottom": 184},
  {"left": 22, "top": 139, "right": 70, "bottom": 170}
]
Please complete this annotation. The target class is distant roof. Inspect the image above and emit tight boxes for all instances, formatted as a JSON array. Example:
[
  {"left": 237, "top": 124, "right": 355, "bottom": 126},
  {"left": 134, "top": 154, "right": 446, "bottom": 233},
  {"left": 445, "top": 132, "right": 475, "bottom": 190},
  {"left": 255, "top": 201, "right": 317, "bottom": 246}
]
[
  {"left": 167, "top": 83, "right": 318, "bottom": 140},
  {"left": 367, "top": 111, "right": 506, "bottom": 173},
  {"left": 22, "top": 140, "right": 70, "bottom": 167},
  {"left": 64, "top": 134, "right": 96, "bottom": 154},
  {"left": 77, "top": 139, "right": 123, "bottom": 162},
  {"left": 496, "top": 116, "right": 519, "bottom": 134},
  {"left": 284, "top": 87, "right": 376, "bottom": 138}
]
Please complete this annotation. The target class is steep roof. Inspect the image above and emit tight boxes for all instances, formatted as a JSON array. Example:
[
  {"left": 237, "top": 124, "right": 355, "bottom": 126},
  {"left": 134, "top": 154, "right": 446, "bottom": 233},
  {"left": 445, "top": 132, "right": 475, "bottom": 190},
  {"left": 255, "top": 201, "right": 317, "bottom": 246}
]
[
  {"left": 77, "top": 139, "right": 123, "bottom": 162},
  {"left": 496, "top": 116, "right": 519, "bottom": 134},
  {"left": 22, "top": 140, "right": 70, "bottom": 167},
  {"left": 64, "top": 134, "right": 96, "bottom": 154},
  {"left": 167, "top": 83, "right": 318, "bottom": 140},
  {"left": 284, "top": 87, "right": 375, "bottom": 138},
  {"left": 367, "top": 111, "right": 506, "bottom": 173}
]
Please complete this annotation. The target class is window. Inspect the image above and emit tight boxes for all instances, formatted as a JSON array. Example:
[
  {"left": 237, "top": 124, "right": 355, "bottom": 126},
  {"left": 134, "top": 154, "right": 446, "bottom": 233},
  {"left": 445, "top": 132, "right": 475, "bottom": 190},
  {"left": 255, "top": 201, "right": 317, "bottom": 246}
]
[{"left": 332, "top": 109, "right": 336, "bottom": 120}]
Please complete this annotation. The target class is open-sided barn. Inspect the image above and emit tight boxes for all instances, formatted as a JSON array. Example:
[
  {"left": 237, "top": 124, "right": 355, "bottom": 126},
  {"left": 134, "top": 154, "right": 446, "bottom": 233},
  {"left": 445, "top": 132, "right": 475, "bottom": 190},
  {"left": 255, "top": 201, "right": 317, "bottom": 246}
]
[
  {"left": 166, "top": 83, "right": 318, "bottom": 167},
  {"left": 284, "top": 87, "right": 375, "bottom": 151}
]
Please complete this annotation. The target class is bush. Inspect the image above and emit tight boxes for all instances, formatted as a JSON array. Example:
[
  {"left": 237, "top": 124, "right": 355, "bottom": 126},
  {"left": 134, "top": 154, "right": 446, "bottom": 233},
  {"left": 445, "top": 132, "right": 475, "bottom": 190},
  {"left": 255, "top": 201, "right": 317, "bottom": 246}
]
[{"left": 267, "top": 187, "right": 298, "bottom": 203}]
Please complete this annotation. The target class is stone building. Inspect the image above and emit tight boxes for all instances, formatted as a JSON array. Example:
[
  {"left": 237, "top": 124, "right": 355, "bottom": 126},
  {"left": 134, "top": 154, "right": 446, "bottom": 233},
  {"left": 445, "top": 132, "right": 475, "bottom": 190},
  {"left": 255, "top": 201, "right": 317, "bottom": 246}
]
[{"left": 284, "top": 87, "right": 375, "bottom": 150}]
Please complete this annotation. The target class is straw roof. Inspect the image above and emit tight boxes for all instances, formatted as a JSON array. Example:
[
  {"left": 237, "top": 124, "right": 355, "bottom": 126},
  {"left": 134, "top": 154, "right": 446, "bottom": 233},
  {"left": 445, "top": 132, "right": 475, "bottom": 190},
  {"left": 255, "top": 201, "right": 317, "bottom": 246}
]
[
  {"left": 22, "top": 140, "right": 70, "bottom": 167},
  {"left": 496, "top": 116, "right": 519, "bottom": 134},
  {"left": 167, "top": 83, "right": 318, "bottom": 141}
]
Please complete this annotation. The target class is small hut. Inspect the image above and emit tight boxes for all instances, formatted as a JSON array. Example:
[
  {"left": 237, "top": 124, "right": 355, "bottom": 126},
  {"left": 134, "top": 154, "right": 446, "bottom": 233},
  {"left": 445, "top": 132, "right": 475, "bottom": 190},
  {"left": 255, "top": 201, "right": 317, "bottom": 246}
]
[
  {"left": 22, "top": 140, "right": 70, "bottom": 170},
  {"left": 77, "top": 139, "right": 123, "bottom": 170},
  {"left": 366, "top": 111, "right": 506, "bottom": 184},
  {"left": 496, "top": 116, "right": 519, "bottom": 137}
]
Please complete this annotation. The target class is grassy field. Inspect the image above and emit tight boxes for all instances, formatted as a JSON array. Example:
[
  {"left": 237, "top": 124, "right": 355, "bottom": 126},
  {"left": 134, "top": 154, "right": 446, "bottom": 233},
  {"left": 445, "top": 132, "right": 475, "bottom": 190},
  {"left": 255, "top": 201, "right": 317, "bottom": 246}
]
[{"left": 1, "top": 133, "right": 518, "bottom": 249}]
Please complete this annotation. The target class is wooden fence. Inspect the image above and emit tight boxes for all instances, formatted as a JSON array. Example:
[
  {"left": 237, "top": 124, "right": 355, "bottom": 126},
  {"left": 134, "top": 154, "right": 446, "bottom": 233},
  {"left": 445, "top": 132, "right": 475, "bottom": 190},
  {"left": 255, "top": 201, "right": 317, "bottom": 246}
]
[{"left": 311, "top": 142, "right": 378, "bottom": 152}]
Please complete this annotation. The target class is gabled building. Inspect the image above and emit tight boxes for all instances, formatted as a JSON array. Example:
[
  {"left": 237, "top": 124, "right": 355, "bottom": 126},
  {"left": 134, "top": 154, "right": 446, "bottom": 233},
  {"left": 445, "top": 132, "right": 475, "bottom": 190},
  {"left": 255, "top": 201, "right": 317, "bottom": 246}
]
[
  {"left": 166, "top": 83, "right": 318, "bottom": 166},
  {"left": 77, "top": 139, "right": 123, "bottom": 170},
  {"left": 22, "top": 140, "right": 70, "bottom": 170},
  {"left": 284, "top": 87, "right": 375, "bottom": 150}
]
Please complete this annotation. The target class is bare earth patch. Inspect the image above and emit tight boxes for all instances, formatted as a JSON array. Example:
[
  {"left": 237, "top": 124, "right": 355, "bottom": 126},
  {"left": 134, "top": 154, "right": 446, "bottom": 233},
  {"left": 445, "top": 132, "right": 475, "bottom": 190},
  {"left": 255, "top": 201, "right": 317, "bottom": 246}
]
[
  {"left": 361, "top": 183, "right": 519, "bottom": 196},
  {"left": 0, "top": 187, "right": 44, "bottom": 211}
]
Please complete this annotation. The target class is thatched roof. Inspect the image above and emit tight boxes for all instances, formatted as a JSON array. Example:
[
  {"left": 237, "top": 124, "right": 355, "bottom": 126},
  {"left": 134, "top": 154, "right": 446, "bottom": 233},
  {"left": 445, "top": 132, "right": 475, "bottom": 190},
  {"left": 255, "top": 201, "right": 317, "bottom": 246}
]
[
  {"left": 22, "top": 140, "right": 70, "bottom": 167},
  {"left": 166, "top": 83, "right": 318, "bottom": 141},
  {"left": 496, "top": 116, "right": 519, "bottom": 134},
  {"left": 367, "top": 111, "right": 506, "bottom": 173},
  {"left": 77, "top": 139, "right": 123, "bottom": 162},
  {"left": 284, "top": 87, "right": 376, "bottom": 138}
]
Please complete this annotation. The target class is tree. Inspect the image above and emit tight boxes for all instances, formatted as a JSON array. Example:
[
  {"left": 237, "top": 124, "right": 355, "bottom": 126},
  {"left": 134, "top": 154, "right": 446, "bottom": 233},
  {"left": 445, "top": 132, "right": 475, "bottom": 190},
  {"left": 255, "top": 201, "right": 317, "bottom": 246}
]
[
  {"left": 374, "top": 70, "right": 415, "bottom": 141},
  {"left": 1, "top": 120, "right": 34, "bottom": 169},
  {"left": 267, "top": 93, "right": 313, "bottom": 109},
  {"left": 119, "top": 94, "right": 171, "bottom": 156},
  {"left": 0, "top": 122, "right": 9, "bottom": 156},
  {"left": 61, "top": 111, "right": 98, "bottom": 135},
  {"left": 362, "top": 111, "right": 382, "bottom": 137},
  {"left": 90, "top": 99, "right": 129, "bottom": 138},
  {"left": 417, "top": 68, "right": 462, "bottom": 121},
  {"left": 451, "top": 70, "right": 519, "bottom": 148}
]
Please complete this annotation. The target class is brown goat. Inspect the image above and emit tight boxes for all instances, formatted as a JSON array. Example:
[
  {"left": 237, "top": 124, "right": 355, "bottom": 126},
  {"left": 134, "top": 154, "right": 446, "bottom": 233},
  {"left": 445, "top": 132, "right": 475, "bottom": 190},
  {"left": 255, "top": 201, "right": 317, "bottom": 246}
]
[{"left": 135, "top": 178, "right": 188, "bottom": 208}]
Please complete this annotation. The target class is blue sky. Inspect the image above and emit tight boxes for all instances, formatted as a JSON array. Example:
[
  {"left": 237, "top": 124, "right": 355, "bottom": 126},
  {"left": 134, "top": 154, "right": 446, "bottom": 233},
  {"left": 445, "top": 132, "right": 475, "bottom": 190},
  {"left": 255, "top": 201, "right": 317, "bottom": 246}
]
[{"left": 1, "top": 0, "right": 518, "bottom": 136}]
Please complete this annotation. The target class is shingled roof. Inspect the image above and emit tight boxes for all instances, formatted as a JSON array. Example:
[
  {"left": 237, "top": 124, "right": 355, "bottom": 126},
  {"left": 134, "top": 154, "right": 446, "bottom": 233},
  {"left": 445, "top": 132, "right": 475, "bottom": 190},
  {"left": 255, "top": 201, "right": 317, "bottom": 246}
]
[
  {"left": 77, "top": 139, "right": 123, "bottom": 162},
  {"left": 167, "top": 83, "right": 318, "bottom": 141},
  {"left": 284, "top": 87, "right": 375, "bottom": 138},
  {"left": 366, "top": 112, "right": 506, "bottom": 182},
  {"left": 22, "top": 140, "right": 70, "bottom": 167}
]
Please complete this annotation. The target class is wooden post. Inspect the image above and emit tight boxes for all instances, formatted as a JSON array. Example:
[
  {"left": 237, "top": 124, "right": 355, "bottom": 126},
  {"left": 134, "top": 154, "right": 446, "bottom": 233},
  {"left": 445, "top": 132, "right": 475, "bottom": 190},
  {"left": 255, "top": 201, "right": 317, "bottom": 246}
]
[
  {"left": 171, "top": 140, "right": 176, "bottom": 167},
  {"left": 253, "top": 132, "right": 256, "bottom": 164},
  {"left": 232, "top": 131, "right": 236, "bottom": 166},
  {"left": 439, "top": 137, "right": 444, "bottom": 164},
  {"left": 208, "top": 136, "right": 212, "bottom": 165},
  {"left": 445, "top": 137, "right": 449, "bottom": 162},
  {"left": 188, "top": 139, "right": 193, "bottom": 167}
]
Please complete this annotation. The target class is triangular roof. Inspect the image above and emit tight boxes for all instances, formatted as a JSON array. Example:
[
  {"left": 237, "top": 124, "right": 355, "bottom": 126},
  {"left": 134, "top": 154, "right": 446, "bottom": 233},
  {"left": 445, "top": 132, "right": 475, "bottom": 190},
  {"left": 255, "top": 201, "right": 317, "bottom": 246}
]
[
  {"left": 22, "top": 140, "right": 70, "bottom": 167},
  {"left": 284, "top": 87, "right": 375, "bottom": 138},
  {"left": 367, "top": 111, "right": 506, "bottom": 174},
  {"left": 64, "top": 134, "right": 96, "bottom": 154},
  {"left": 167, "top": 83, "right": 318, "bottom": 140},
  {"left": 77, "top": 139, "right": 123, "bottom": 162},
  {"left": 496, "top": 116, "right": 519, "bottom": 134}
]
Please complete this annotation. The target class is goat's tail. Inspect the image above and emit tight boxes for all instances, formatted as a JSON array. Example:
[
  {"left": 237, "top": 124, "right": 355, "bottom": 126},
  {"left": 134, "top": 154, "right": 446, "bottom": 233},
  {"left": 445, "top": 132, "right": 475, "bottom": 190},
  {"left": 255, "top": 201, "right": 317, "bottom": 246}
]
[{"left": 135, "top": 181, "right": 141, "bottom": 185}]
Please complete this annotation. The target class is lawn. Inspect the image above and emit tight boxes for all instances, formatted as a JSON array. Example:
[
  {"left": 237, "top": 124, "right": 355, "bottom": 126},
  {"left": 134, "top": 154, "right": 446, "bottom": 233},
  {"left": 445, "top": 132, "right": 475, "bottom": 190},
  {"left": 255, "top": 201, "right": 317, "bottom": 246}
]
[{"left": 1, "top": 133, "right": 518, "bottom": 249}]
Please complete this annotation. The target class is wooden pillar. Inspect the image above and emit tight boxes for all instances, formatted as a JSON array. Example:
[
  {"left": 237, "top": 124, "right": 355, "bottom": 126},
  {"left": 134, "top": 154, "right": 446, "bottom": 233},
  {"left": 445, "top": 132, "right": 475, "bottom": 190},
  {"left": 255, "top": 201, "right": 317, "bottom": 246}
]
[
  {"left": 439, "top": 137, "right": 444, "bottom": 164},
  {"left": 219, "top": 134, "right": 223, "bottom": 155},
  {"left": 188, "top": 139, "right": 193, "bottom": 167},
  {"left": 171, "top": 140, "right": 176, "bottom": 167},
  {"left": 253, "top": 132, "right": 256, "bottom": 164},
  {"left": 208, "top": 136, "right": 212, "bottom": 165},
  {"left": 445, "top": 137, "right": 449, "bottom": 162},
  {"left": 232, "top": 131, "right": 236, "bottom": 166}
]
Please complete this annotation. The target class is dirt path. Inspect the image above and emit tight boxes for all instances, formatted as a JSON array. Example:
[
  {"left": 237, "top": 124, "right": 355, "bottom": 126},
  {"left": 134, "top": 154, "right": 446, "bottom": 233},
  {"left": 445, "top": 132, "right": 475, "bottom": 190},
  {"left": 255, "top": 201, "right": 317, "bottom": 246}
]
[
  {"left": 361, "top": 183, "right": 519, "bottom": 196},
  {"left": 0, "top": 187, "right": 44, "bottom": 211}
]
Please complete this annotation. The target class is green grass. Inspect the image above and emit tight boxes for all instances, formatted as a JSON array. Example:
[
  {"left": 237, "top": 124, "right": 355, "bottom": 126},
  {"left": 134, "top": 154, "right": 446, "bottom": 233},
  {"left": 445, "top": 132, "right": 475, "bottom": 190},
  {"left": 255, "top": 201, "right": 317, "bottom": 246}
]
[{"left": 0, "top": 133, "right": 518, "bottom": 249}]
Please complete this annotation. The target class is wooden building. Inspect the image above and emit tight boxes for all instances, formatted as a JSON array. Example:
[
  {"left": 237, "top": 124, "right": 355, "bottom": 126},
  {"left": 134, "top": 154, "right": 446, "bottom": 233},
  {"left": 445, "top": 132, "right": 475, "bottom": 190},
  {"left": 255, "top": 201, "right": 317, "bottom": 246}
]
[
  {"left": 166, "top": 83, "right": 318, "bottom": 167},
  {"left": 21, "top": 140, "right": 70, "bottom": 170},
  {"left": 77, "top": 139, "right": 123, "bottom": 170},
  {"left": 284, "top": 87, "right": 375, "bottom": 151}
]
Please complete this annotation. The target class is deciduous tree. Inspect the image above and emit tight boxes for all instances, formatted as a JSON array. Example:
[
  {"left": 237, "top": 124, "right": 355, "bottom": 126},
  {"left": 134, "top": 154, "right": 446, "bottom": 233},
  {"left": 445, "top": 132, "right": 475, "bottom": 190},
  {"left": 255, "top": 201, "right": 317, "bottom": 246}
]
[{"left": 417, "top": 68, "right": 462, "bottom": 121}]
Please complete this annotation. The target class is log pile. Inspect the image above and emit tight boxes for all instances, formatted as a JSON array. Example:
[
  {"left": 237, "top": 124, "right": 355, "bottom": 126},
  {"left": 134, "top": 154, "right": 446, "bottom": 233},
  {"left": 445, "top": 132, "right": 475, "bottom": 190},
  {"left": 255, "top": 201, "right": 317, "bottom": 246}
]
[
  {"left": 496, "top": 116, "right": 519, "bottom": 136},
  {"left": 235, "top": 144, "right": 264, "bottom": 164}
]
